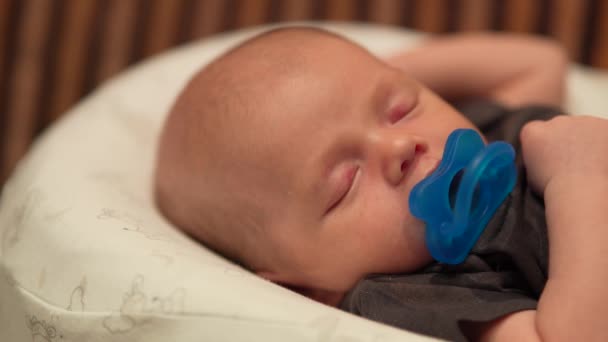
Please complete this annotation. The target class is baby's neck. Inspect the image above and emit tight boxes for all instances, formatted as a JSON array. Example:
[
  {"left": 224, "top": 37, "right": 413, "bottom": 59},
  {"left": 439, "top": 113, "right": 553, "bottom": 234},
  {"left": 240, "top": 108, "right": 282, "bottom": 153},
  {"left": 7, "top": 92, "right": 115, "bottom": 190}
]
[{"left": 304, "top": 288, "right": 345, "bottom": 307}]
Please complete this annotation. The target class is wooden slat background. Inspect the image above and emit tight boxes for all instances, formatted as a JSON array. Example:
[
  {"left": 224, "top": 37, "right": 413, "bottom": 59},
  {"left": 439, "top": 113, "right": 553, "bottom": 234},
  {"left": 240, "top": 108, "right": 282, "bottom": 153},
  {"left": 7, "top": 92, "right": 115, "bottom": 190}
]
[{"left": 1, "top": 0, "right": 607, "bottom": 186}]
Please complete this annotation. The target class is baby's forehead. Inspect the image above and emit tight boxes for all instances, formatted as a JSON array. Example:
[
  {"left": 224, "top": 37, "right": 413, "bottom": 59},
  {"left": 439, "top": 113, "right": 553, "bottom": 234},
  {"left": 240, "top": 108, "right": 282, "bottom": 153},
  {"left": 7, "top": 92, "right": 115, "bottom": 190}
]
[{"left": 192, "top": 28, "right": 385, "bottom": 174}]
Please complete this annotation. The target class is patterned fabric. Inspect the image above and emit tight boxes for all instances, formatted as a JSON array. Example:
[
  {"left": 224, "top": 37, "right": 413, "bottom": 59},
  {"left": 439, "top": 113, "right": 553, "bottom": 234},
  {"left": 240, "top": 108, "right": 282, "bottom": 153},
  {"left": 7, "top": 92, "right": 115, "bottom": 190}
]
[{"left": 1, "top": 0, "right": 608, "bottom": 186}]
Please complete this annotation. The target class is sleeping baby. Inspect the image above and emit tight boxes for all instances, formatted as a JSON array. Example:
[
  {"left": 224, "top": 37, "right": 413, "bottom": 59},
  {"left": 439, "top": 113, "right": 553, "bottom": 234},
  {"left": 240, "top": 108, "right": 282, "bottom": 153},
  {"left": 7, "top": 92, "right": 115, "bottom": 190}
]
[{"left": 154, "top": 27, "right": 608, "bottom": 341}]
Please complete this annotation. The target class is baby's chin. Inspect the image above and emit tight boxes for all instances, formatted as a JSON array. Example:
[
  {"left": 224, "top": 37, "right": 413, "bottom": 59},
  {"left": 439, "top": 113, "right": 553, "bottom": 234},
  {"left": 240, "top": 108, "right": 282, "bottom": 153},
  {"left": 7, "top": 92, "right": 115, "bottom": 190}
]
[{"left": 396, "top": 218, "right": 434, "bottom": 272}]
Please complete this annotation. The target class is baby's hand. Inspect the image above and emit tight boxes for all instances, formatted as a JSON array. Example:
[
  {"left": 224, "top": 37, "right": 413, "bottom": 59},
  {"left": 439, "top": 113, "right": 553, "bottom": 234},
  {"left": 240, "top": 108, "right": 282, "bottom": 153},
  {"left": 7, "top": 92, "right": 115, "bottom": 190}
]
[{"left": 520, "top": 115, "right": 608, "bottom": 195}]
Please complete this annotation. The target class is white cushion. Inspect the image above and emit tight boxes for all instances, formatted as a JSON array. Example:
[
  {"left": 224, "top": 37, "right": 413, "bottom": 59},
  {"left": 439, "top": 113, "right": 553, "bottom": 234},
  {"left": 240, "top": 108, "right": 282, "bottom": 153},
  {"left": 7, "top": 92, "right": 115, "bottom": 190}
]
[{"left": 1, "top": 22, "right": 607, "bottom": 342}]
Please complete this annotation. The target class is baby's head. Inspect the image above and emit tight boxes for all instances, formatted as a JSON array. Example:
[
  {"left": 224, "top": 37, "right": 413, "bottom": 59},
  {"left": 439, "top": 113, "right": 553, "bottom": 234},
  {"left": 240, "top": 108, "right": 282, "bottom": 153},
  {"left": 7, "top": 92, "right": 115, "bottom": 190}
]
[{"left": 155, "top": 27, "right": 478, "bottom": 304}]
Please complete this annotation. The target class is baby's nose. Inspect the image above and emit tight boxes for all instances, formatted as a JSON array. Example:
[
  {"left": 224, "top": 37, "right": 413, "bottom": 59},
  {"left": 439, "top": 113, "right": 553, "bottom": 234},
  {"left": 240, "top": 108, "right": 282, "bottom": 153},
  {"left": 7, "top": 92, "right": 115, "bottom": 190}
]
[{"left": 378, "top": 133, "right": 428, "bottom": 185}]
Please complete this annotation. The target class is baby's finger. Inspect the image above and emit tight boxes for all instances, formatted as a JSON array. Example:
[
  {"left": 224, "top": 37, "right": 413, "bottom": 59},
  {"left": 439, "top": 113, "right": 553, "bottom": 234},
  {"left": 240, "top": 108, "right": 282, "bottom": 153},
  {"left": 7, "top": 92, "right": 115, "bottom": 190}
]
[{"left": 519, "top": 120, "right": 547, "bottom": 147}]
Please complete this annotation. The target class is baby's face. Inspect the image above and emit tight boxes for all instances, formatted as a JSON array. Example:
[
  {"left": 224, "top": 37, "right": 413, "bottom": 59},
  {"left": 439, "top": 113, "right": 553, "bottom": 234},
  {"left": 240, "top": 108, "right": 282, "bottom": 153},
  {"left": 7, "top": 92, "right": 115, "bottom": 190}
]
[{"left": 234, "top": 35, "right": 479, "bottom": 294}]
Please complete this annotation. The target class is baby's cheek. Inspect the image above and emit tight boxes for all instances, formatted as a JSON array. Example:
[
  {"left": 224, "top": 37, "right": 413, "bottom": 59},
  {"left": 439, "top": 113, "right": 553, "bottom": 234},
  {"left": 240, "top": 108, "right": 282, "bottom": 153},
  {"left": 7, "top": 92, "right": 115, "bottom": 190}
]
[
  {"left": 358, "top": 198, "right": 407, "bottom": 245},
  {"left": 405, "top": 213, "right": 427, "bottom": 241}
]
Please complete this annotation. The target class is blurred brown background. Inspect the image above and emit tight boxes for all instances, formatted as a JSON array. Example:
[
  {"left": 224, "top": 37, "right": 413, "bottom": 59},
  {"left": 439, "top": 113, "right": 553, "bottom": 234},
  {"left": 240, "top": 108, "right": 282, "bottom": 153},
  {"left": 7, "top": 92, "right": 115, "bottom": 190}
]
[{"left": 1, "top": 0, "right": 607, "bottom": 186}]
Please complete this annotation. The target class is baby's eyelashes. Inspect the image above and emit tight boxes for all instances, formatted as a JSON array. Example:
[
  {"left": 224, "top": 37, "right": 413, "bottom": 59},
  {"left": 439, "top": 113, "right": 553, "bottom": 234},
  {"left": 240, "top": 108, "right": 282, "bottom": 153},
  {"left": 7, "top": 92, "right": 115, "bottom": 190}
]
[
  {"left": 326, "top": 164, "right": 359, "bottom": 214},
  {"left": 386, "top": 94, "right": 419, "bottom": 124}
]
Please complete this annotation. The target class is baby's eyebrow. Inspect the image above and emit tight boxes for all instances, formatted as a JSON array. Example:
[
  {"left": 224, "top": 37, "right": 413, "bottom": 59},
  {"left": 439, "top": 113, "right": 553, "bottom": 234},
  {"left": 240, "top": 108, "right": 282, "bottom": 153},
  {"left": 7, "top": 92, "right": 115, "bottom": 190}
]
[
  {"left": 371, "top": 78, "right": 394, "bottom": 113},
  {"left": 308, "top": 142, "right": 342, "bottom": 198}
]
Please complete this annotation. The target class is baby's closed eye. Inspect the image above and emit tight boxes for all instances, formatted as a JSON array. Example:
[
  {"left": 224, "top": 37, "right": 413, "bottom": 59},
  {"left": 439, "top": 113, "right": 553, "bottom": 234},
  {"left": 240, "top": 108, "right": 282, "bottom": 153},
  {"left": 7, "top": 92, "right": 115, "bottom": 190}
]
[{"left": 326, "top": 164, "right": 359, "bottom": 213}]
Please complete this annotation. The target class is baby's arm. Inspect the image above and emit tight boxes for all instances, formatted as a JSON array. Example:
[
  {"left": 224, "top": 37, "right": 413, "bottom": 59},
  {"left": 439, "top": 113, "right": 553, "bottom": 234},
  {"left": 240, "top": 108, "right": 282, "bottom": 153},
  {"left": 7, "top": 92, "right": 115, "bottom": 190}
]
[
  {"left": 386, "top": 33, "right": 568, "bottom": 107},
  {"left": 469, "top": 116, "right": 608, "bottom": 341}
]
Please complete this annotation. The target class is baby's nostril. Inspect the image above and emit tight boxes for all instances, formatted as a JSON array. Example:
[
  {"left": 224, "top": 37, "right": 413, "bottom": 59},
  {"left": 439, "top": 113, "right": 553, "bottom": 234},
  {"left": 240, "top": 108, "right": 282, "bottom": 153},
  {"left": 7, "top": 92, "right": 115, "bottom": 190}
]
[
  {"left": 389, "top": 107, "right": 407, "bottom": 124},
  {"left": 401, "top": 160, "right": 410, "bottom": 172}
]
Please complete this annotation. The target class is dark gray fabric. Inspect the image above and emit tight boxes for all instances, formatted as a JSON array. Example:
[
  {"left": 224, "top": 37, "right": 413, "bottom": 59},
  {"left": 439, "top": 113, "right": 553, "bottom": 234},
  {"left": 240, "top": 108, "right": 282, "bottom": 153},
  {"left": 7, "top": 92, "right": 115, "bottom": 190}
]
[{"left": 339, "top": 101, "right": 563, "bottom": 341}]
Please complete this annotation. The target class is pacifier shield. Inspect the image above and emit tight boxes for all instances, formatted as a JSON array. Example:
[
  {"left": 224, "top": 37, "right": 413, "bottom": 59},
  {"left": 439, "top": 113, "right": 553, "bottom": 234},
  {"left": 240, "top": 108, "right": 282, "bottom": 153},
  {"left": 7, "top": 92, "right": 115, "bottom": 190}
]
[{"left": 409, "top": 129, "right": 517, "bottom": 264}]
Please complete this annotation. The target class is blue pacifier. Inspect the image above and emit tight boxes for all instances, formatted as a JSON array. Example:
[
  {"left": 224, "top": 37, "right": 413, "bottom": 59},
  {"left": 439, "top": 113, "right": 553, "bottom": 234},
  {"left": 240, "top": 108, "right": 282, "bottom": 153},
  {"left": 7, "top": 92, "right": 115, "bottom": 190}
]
[{"left": 409, "top": 129, "right": 517, "bottom": 264}]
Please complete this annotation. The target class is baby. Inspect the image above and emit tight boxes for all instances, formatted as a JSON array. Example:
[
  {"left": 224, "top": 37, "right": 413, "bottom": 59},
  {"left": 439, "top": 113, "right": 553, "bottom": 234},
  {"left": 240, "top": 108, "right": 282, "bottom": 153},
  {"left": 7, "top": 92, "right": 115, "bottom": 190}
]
[{"left": 155, "top": 27, "right": 608, "bottom": 341}]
